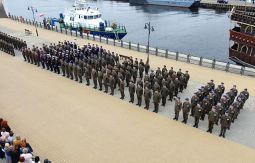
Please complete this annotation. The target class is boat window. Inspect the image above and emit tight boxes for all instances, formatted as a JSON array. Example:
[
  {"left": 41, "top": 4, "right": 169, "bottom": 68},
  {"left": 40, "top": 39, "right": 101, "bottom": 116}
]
[
  {"left": 88, "top": 16, "right": 93, "bottom": 19},
  {"left": 84, "top": 16, "right": 87, "bottom": 19},
  {"left": 94, "top": 15, "right": 98, "bottom": 19},
  {"left": 79, "top": 15, "right": 80, "bottom": 18}
]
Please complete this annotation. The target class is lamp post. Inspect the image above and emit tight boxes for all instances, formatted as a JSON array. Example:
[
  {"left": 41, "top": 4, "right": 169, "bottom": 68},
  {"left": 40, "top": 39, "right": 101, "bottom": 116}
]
[
  {"left": 28, "top": 6, "right": 38, "bottom": 36},
  {"left": 144, "top": 22, "right": 154, "bottom": 57}
]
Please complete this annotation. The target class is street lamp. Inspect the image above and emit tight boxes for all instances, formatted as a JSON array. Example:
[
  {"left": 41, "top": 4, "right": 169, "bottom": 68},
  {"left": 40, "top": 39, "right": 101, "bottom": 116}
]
[
  {"left": 144, "top": 22, "right": 154, "bottom": 57},
  {"left": 28, "top": 6, "right": 39, "bottom": 36}
]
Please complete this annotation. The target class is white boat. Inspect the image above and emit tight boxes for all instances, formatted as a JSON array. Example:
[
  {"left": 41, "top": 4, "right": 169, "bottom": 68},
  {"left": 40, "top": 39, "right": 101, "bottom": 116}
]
[
  {"left": 130, "top": 0, "right": 201, "bottom": 8},
  {"left": 59, "top": 0, "right": 127, "bottom": 39}
]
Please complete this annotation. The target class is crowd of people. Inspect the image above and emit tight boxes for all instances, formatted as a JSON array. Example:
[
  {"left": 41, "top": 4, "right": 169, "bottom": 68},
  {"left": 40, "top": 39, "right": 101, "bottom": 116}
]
[
  {"left": 0, "top": 31, "right": 27, "bottom": 56},
  {"left": 21, "top": 40, "right": 191, "bottom": 113},
  {"left": 172, "top": 81, "right": 249, "bottom": 138},
  {"left": 0, "top": 118, "right": 52, "bottom": 163}
]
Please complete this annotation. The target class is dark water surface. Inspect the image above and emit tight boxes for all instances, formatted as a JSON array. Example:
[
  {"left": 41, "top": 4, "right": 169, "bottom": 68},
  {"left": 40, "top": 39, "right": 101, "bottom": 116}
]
[{"left": 4, "top": 0, "right": 232, "bottom": 61}]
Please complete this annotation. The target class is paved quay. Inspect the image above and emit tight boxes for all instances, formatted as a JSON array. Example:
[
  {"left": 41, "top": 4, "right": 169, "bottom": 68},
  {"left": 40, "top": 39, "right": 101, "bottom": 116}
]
[{"left": 0, "top": 19, "right": 255, "bottom": 162}]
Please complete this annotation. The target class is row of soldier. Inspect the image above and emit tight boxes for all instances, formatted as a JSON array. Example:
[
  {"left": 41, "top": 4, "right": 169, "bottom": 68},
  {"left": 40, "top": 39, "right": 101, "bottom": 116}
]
[
  {"left": 0, "top": 31, "right": 27, "bottom": 50},
  {"left": 21, "top": 40, "right": 190, "bottom": 113},
  {"left": 0, "top": 31, "right": 27, "bottom": 56},
  {"left": 172, "top": 80, "right": 249, "bottom": 138}
]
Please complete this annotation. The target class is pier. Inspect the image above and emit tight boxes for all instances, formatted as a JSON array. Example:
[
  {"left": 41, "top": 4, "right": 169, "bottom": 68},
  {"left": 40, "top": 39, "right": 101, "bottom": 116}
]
[{"left": 200, "top": 0, "right": 255, "bottom": 11}]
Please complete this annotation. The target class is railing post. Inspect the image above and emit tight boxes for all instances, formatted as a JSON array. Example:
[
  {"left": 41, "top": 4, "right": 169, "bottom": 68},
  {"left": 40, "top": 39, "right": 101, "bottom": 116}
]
[
  {"left": 56, "top": 26, "right": 58, "bottom": 32},
  {"left": 70, "top": 26, "right": 72, "bottom": 35},
  {"left": 165, "top": 49, "right": 168, "bottom": 58},
  {"left": 99, "top": 36, "right": 102, "bottom": 42},
  {"left": 155, "top": 48, "right": 158, "bottom": 56},
  {"left": 93, "top": 35, "right": 95, "bottom": 41},
  {"left": 60, "top": 27, "right": 63, "bottom": 33},
  {"left": 137, "top": 43, "right": 140, "bottom": 52},
  {"left": 87, "top": 33, "right": 89, "bottom": 39},
  {"left": 121, "top": 40, "right": 123, "bottom": 47},
  {"left": 212, "top": 59, "right": 216, "bottom": 69},
  {"left": 113, "top": 39, "right": 116, "bottom": 46},
  {"left": 129, "top": 41, "right": 131, "bottom": 49},
  {"left": 39, "top": 22, "right": 42, "bottom": 28},
  {"left": 35, "top": 21, "right": 38, "bottom": 27},
  {"left": 199, "top": 57, "right": 203, "bottom": 66},
  {"left": 106, "top": 37, "right": 109, "bottom": 44},
  {"left": 29, "top": 20, "right": 31, "bottom": 25},
  {"left": 176, "top": 52, "right": 179, "bottom": 61},
  {"left": 65, "top": 28, "right": 67, "bottom": 35},
  {"left": 187, "top": 54, "right": 190, "bottom": 63},
  {"left": 240, "top": 66, "right": 245, "bottom": 75},
  {"left": 75, "top": 30, "right": 77, "bottom": 37},
  {"left": 225, "top": 62, "right": 230, "bottom": 72}
]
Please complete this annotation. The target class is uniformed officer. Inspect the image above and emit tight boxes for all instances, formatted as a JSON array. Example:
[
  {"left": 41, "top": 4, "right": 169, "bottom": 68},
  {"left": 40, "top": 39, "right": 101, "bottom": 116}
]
[
  {"left": 77, "top": 64, "right": 83, "bottom": 83},
  {"left": 129, "top": 81, "right": 136, "bottom": 103},
  {"left": 144, "top": 87, "right": 152, "bottom": 110},
  {"left": 136, "top": 85, "right": 143, "bottom": 107},
  {"left": 109, "top": 75, "right": 115, "bottom": 95},
  {"left": 92, "top": 68, "right": 98, "bottom": 89},
  {"left": 193, "top": 104, "right": 202, "bottom": 128},
  {"left": 153, "top": 91, "right": 161, "bottom": 113},
  {"left": 73, "top": 63, "right": 78, "bottom": 81},
  {"left": 119, "top": 79, "right": 125, "bottom": 100},
  {"left": 161, "top": 85, "right": 168, "bottom": 106},
  {"left": 103, "top": 72, "right": 109, "bottom": 93},
  {"left": 182, "top": 98, "right": 191, "bottom": 124},
  {"left": 207, "top": 106, "right": 218, "bottom": 133},
  {"left": 219, "top": 113, "right": 231, "bottom": 138},
  {"left": 85, "top": 66, "right": 91, "bottom": 86},
  {"left": 168, "top": 80, "right": 175, "bottom": 101},
  {"left": 68, "top": 61, "right": 74, "bottom": 80},
  {"left": 191, "top": 93, "right": 199, "bottom": 116},
  {"left": 98, "top": 70, "right": 103, "bottom": 90},
  {"left": 173, "top": 97, "right": 182, "bottom": 121}
]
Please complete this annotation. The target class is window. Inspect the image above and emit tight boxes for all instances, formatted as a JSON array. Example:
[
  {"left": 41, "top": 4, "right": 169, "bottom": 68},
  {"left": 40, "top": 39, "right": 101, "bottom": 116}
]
[
  {"left": 84, "top": 16, "right": 87, "bottom": 19},
  {"left": 88, "top": 16, "right": 93, "bottom": 19},
  {"left": 94, "top": 15, "right": 98, "bottom": 19}
]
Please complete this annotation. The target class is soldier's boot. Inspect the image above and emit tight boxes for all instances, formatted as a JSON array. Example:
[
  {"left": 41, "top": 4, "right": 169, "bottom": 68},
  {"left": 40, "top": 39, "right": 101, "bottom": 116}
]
[
  {"left": 75, "top": 75, "right": 78, "bottom": 81},
  {"left": 99, "top": 83, "right": 102, "bottom": 91},
  {"left": 93, "top": 81, "right": 97, "bottom": 89},
  {"left": 79, "top": 76, "right": 82, "bottom": 83},
  {"left": 86, "top": 79, "right": 90, "bottom": 86}
]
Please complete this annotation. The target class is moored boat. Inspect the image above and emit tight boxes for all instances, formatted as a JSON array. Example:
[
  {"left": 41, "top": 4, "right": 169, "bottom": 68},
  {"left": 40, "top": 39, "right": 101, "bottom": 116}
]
[
  {"left": 59, "top": 0, "right": 127, "bottom": 40},
  {"left": 129, "top": 0, "right": 200, "bottom": 8},
  {"left": 229, "top": 8, "right": 255, "bottom": 67}
]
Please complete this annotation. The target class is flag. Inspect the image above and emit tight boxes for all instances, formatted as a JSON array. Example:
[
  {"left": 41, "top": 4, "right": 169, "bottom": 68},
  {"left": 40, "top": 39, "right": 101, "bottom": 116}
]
[{"left": 38, "top": 13, "right": 45, "bottom": 17}]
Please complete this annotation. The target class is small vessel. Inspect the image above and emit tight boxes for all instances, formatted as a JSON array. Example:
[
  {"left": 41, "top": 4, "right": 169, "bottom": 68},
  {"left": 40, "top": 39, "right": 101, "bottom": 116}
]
[
  {"left": 229, "top": 8, "right": 255, "bottom": 68},
  {"left": 129, "top": 0, "right": 200, "bottom": 8},
  {"left": 59, "top": 0, "right": 127, "bottom": 40}
]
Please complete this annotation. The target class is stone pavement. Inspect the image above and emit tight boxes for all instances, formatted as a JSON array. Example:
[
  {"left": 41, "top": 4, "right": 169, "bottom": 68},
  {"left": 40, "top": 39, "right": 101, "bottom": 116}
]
[{"left": 0, "top": 24, "right": 255, "bottom": 150}]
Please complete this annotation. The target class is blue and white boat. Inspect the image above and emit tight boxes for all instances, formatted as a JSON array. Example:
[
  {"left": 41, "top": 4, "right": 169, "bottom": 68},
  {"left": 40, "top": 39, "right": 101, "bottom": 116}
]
[
  {"left": 59, "top": 0, "right": 127, "bottom": 40},
  {"left": 130, "top": 0, "right": 200, "bottom": 8}
]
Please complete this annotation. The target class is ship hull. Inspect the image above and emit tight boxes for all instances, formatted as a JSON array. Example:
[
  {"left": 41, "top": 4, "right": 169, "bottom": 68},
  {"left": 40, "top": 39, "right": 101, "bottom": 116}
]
[{"left": 130, "top": 0, "right": 200, "bottom": 8}]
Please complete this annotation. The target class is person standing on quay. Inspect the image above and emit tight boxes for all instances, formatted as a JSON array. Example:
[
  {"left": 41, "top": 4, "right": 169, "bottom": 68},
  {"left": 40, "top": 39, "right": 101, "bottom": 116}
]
[
  {"left": 182, "top": 98, "right": 191, "bottom": 124},
  {"left": 193, "top": 104, "right": 202, "bottom": 128},
  {"left": 173, "top": 97, "right": 182, "bottom": 121},
  {"left": 153, "top": 91, "right": 161, "bottom": 113}
]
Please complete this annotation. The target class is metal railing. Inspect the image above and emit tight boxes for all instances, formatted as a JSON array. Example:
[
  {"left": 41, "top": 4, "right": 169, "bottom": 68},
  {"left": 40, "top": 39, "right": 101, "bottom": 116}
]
[{"left": 8, "top": 14, "right": 255, "bottom": 77}]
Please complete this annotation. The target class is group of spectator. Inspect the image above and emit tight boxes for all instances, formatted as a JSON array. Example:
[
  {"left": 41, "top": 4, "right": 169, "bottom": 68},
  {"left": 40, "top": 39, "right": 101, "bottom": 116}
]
[{"left": 0, "top": 118, "right": 52, "bottom": 163}]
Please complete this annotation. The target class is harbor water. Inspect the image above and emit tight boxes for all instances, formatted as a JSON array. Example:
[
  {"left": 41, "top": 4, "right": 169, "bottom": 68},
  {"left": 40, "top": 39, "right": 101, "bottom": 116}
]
[{"left": 4, "top": 0, "right": 231, "bottom": 62}]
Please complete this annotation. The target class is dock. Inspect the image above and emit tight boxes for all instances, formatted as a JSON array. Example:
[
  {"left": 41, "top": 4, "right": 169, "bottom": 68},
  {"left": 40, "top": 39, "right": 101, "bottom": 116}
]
[{"left": 200, "top": 0, "right": 255, "bottom": 11}]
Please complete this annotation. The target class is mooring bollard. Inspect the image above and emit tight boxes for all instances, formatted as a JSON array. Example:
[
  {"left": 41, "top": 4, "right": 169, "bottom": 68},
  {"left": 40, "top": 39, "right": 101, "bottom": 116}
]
[
  {"left": 99, "top": 36, "right": 102, "bottom": 42},
  {"left": 113, "top": 39, "right": 116, "bottom": 46},
  {"left": 187, "top": 54, "right": 190, "bottom": 63},
  {"left": 87, "top": 33, "right": 89, "bottom": 39},
  {"left": 199, "top": 57, "right": 203, "bottom": 66},
  {"left": 93, "top": 35, "right": 95, "bottom": 41},
  {"left": 240, "top": 66, "right": 245, "bottom": 75},
  {"left": 155, "top": 48, "right": 158, "bottom": 56},
  {"left": 212, "top": 59, "right": 216, "bottom": 69},
  {"left": 137, "top": 43, "right": 140, "bottom": 52},
  {"left": 165, "top": 49, "right": 168, "bottom": 58},
  {"left": 121, "top": 40, "right": 123, "bottom": 47},
  {"left": 176, "top": 52, "right": 179, "bottom": 61},
  {"left": 225, "top": 62, "right": 230, "bottom": 72},
  {"left": 56, "top": 26, "right": 58, "bottom": 32},
  {"left": 106, "top": 38, "right": 109, "bottom": 44},
  {"left": 129, "top": 41, "right": 131, "bottom": 49}
]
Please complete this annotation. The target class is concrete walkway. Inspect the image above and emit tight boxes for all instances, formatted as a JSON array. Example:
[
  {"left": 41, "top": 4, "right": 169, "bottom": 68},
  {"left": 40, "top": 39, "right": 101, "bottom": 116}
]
[{"left": 0, "top": 19, "right": 255, "bottom": 162}]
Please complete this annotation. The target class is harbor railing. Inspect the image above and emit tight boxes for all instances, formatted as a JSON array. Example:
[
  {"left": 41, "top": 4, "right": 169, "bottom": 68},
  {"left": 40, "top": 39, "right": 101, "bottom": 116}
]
[{"left": 8, "top": 14, "right": 255, "bottom": 77}]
